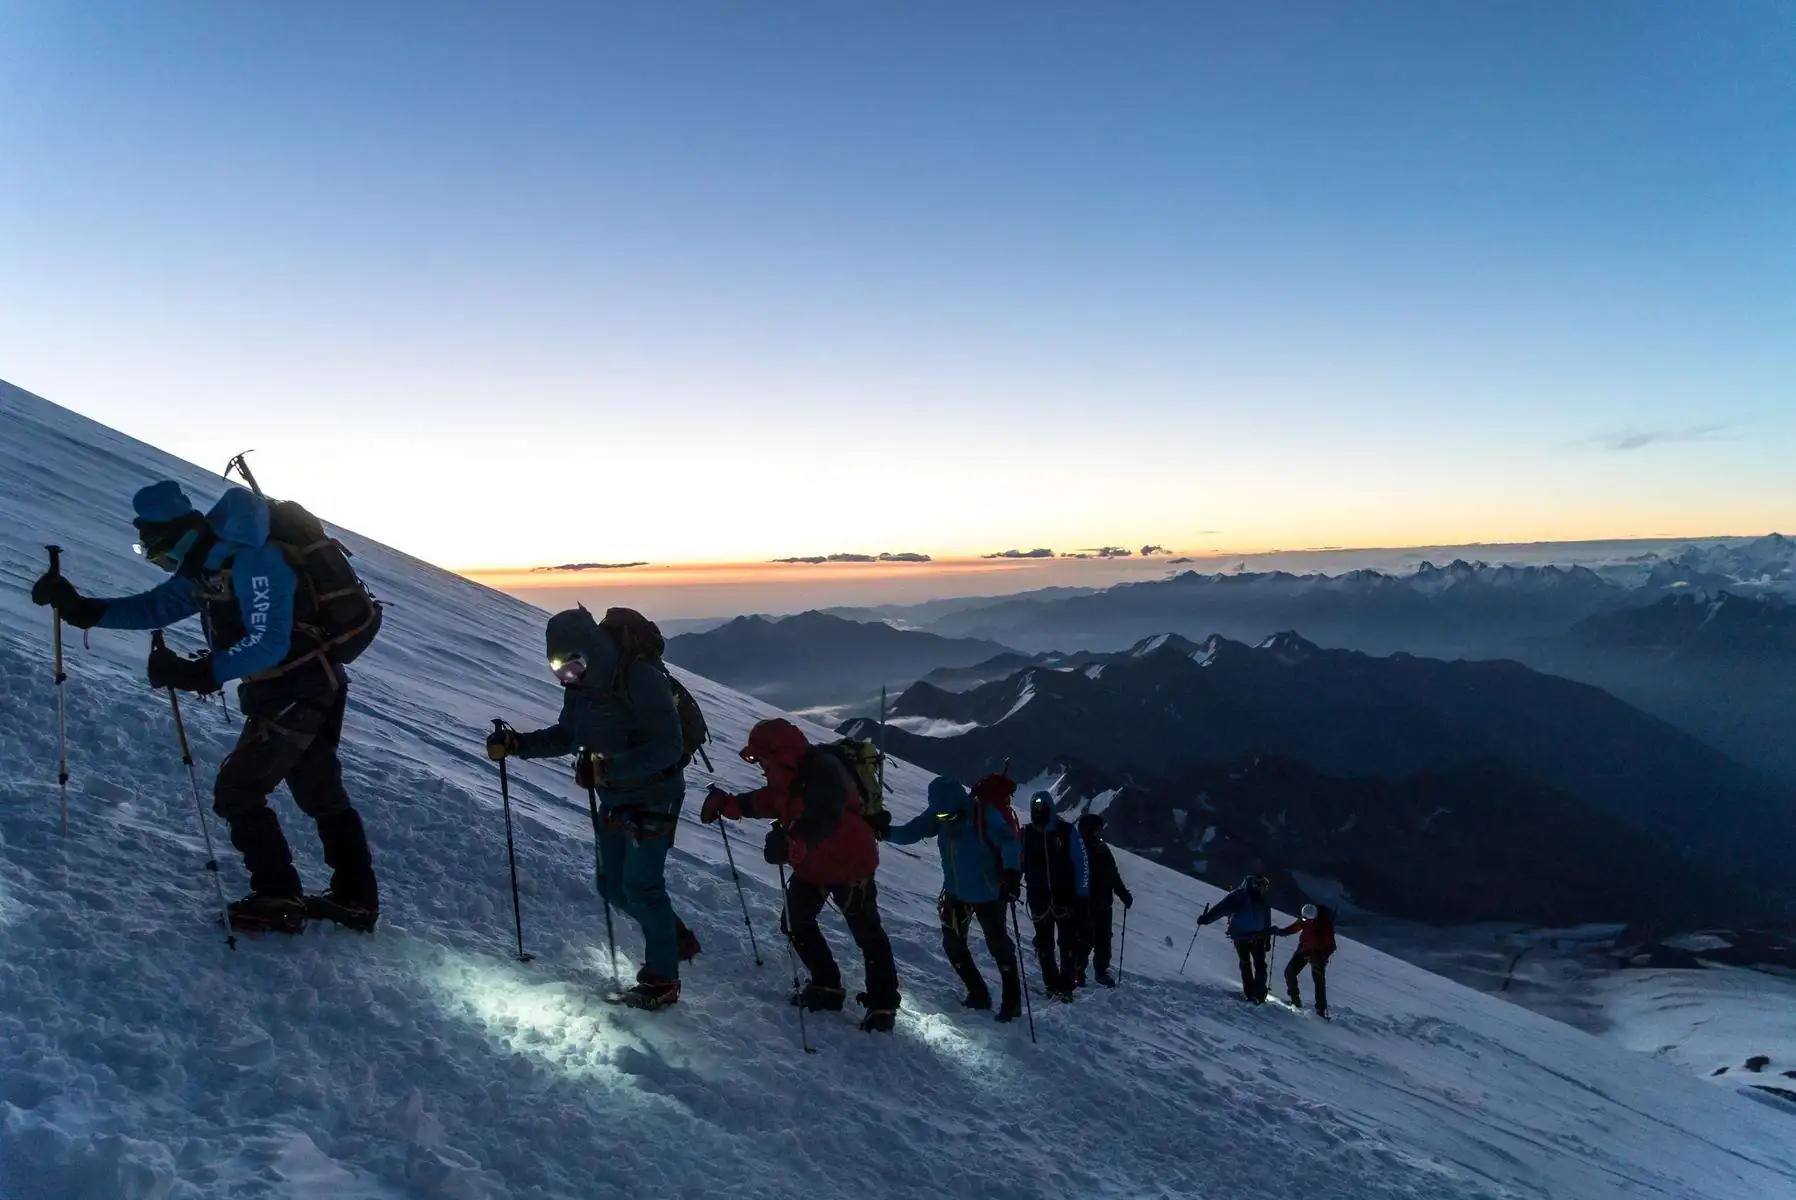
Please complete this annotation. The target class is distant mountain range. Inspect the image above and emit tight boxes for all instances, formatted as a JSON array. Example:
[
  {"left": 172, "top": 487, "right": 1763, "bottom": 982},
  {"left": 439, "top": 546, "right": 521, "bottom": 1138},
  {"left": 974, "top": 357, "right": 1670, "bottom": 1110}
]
[
  {"left": 842, "top": 631, "right": 1796, "bottom": 923},
  {"left": 664, "top": 611, "right": 1014, "bottom": 710},
  {"left": 920, "top": 560, "right": 1633, "bottom": 655},
  {"left": 1566, "top": 590, "right": 1796, "bottom": 662}
]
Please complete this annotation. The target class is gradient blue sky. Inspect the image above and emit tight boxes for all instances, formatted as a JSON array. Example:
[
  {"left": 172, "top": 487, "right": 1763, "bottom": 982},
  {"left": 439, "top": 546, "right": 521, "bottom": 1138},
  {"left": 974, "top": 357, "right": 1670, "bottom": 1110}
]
[{"left": 3, "top": 1, "right": 1792, "bottom": 571}]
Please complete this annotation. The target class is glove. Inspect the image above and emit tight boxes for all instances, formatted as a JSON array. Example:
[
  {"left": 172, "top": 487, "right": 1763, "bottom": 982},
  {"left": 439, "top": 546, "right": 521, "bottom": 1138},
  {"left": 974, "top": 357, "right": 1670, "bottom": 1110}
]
[
  {"left": 147, "top": 646, "right": 219, "bottom": 695},
  {"left": 700, "top": 786, "right": 733, "bottom": 825},
  {"left": 762, "top": 825, "right": 790, "bottom": 866},
  {"left": 867, "top": 810, "right": 893, "bottom": 840},
  {"left": 485, "top": 727, "right": 519, "bottom": 761},
  {"left": 1000, "top": 869, "right": 1021, "bottom": 904},
  {"left": 1118, "top": 887, "right": 1134, "bottom": 911},
  {"left": 30, "top": 572, "right": 107, "bottom": 629},
  {"left": 574, "top": 751, "right": 608, "bottom": 789}
]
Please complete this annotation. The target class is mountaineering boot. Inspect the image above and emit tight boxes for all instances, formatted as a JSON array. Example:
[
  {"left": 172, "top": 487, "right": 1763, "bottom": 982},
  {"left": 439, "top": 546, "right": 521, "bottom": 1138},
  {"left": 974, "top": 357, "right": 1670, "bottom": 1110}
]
[
  {"left": 618, "top": 975, "right": 681, "bottom": 1011},
  {"left": 791, "top": 982, "right": 847, "bottom": 1012},
  {"left": 676, "top": 920, "right": 701, "bottom": 963},
  {"left": 304, "top": 890, "right": 379, "bottom": 933},
  {"left": 856, "top": 992, "right": 898, "bottom": 1034},
  {"left": 1288, "top": 990, "right": 1303, "bottom": 1010},
  {"left": 954, "top": 961, "right": 992, "bottom": 1010},
  {"left": 1095, "top": 967, "right": 1117, "bottom": 988},
  {"left": 226, "top": 892, "right": 306, "bottom": 935},
  {"left": 996, "top": 968, "right": 1023, "bottom": 1023}
]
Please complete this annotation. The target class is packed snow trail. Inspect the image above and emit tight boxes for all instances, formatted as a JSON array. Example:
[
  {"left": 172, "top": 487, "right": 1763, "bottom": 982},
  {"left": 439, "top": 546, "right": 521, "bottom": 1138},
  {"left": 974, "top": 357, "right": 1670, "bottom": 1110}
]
[{"left": 2, "top": 381, "right": 1794, "bottom": 1199}]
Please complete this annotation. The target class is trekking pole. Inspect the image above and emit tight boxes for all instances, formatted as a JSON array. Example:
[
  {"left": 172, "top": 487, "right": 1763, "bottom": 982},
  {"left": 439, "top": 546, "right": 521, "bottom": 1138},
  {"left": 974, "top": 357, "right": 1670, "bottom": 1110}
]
[
  {"left": 151, "top": 632, "right": 235, "bottom": 950},
  {"left": 1117, "top": 901, "right": 1127, "bottom": 986},
  {"left": 1179, "top": 903, "right": 1210, "bottom": 976},
  {"left": 586, "top": 783, "right": 620, "bottom": 992},
  {"left": 715, "top": 818, "right": 764, "bottom": 967},
  {"left": 1008, "top": 901, "right": 1038, "bottom": 1045},
  {"left": 46, "top": 545, "right": 69, "bottom": 835},
  {"left": 777, "top": 864, "right": 816, "bottom": 1055},
  {"left": 491, "top": 720, "right": 534, "bottom": 963}
]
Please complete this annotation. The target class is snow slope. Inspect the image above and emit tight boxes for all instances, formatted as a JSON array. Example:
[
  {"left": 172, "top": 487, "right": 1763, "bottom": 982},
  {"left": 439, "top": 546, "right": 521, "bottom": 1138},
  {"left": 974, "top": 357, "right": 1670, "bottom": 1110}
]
[{"left": 2, "top": 380, "right": 1794, "bottom": 1199}]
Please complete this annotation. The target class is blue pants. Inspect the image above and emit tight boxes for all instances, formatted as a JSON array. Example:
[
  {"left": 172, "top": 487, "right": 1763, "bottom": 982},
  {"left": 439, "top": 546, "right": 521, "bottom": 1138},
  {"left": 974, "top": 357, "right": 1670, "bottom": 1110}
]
[{"left": 597, "top": 808, "right": 680, "bottom": 981}]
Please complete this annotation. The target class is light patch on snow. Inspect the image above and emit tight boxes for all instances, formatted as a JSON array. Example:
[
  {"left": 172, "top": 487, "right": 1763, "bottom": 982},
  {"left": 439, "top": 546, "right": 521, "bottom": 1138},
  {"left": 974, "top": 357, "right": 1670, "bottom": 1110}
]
[
  {"left": 1084, "top": 663, "right": 1105, "bottom": 680},
  {"left": 1663, "top": 933, "right": 1735, "bottom": 953}
]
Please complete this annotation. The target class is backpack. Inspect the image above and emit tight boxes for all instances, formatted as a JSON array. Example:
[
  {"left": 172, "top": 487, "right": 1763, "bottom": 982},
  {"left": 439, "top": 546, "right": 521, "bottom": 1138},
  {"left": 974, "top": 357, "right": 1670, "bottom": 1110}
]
[
  {"left": 820, "top": 737, "right": 885, "bottom": 818},
  {"left": 599, "top": 607, "right": 710, "bottom": 770},
  {"left": 1314, "top": 905, "right": 1338, "bottom": 956},
  {"left": 971, "top": 773, "right": 1024, "bottom": 877},
  {"left": 265, "top": 499, "right": 383, "bottom": 665}
]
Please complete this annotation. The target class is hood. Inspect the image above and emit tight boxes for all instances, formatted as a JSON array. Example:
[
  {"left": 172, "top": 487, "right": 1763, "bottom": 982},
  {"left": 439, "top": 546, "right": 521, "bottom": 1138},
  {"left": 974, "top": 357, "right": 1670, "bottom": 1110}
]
[
  {"left": 543, "top": 606, "right": 621, "bottom": 680},
  {"left": 928, "top": 775, "right": 972, "bottom": 817},
  {"left": 742, "top": 718, "right": 809, "bottom": 772},
  {"left": 1077, "top": 812, "right": 1103, "bottom": 835},
  {"left": 205, "top": 487, "right": 270, "bottom": 549},
  {"left": 1030, "top": 791, "right": 1055, "bottom": 827}
]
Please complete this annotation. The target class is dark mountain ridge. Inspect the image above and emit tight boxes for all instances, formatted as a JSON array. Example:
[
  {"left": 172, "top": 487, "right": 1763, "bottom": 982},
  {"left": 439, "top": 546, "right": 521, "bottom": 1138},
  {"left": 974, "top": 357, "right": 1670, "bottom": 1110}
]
[
  {"left": 844, "top": 631, "right": 1796, "bottom": 908},
  {"left": 665, "top": 610, "right": 1015, "bottom": 709}
]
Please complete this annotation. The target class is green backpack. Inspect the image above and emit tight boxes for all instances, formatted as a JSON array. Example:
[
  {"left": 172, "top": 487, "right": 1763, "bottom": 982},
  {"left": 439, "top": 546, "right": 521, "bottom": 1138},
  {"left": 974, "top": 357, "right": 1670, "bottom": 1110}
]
[{"left": 821, "top": 736, "right": 885, "bottom": 818}]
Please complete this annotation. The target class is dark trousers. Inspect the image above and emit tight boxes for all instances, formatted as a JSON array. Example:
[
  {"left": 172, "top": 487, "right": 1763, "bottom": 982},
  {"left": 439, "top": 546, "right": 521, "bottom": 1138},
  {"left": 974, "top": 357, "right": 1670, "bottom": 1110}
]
[
  {"left": 594, "top": 808, "right": 681, "bottom": 982},
  {"left": 1285, "top": 951, "right": 1329, "bottom": 1012},
  {"left": 1030, "top": 901, "right": 1086, "bottom": 991},
  {"left": 786, "top": 877, "right": 900, "bottom": 1007},
  {"left": 940, "top": 896, "right": 1018, "bottom": 995},
  {"left": 214, "top": 684, "right": 376, "bottom": 904},
  {"left": 1089, "top": 894, "right": 1118, "bottom": 973},
  {"left": 1234, "top": 935, "right": 1270, "bottom": 1000}
]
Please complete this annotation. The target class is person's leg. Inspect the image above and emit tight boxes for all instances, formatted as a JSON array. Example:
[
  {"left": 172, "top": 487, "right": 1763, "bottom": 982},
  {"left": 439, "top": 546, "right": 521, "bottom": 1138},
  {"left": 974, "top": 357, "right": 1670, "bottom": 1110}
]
[
  {"left": 1234, "top": 939, "right": 1256, "bottom": 997},
  {"left": 976, "top": 902, "right": 1019, "bottom": 973},
  {"left": 1250, "top": 937, "right": 1270, "bottom": 1000},
  {"left": 1090, "top": 898, "right": 1115, "bottom": 974},
  {"left": 1055, "top": 912, "right": 1083, "bottom": 988},
  {"left": 785, "top": 877, "right": 842, "bottom": 990},
  {"left": 977, "top": 902, "right": 1023, "bottom": 1019},
  {"left": 618, "top": 817, "right": 679, "bottom": 981},
  {"left": 285, "top": 687, "right": 377, "bottom": 907},
  {"left": 1285, "top": 951, "right": 1308, "bottom": 1005},
  {"left": 1032, "top": 914, "right": 1062, "bottom": 991},
  {"left": 837, "top": 879, "right": 900, "bottom": 1008},
  {"left": 940, "top": 896, "right": 989, "bottom": 1006},
  {"left": 213, "top": 708, "right": 311, "bottom": 900},
  {"left": 1313, "top": 956, "right": 1329, "bottom": 1015}
]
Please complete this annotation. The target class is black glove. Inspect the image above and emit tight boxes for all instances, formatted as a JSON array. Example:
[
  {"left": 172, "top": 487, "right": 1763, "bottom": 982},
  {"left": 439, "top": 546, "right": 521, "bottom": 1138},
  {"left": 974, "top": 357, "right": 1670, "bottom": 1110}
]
[
  {"left": 867, "top": 810, "right": 893, "bottom": 840},
  {"left": 1000, "top": 868, "right": 1022, "bottom": 904},
  {"left": 485, "top": 727, "right": 520, "bottom": 761},
  {"left": 147, "top": 646, "right": 219, "bottom": 694},
  {"left": 573, "top": 750, "right": 609, "bottom": 789},
  {"left": 30, "top": 572, "right": 107, "bottom": 629},
  {"left": 762, "top": 825, "right": 790, "bottom": 866},
  {"left": 1118, "top": 887, "right": 1134, "bottom": 911}
]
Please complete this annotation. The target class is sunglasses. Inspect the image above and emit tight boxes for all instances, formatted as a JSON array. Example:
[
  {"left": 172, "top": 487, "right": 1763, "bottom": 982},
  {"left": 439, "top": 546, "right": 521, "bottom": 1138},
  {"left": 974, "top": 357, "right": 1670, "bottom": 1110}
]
[
  {"left": 550, "top": 653, "right": 588, "bottom": 686},
  {"left": 132, "top": 528, "right": 200, "bottom": 573}
]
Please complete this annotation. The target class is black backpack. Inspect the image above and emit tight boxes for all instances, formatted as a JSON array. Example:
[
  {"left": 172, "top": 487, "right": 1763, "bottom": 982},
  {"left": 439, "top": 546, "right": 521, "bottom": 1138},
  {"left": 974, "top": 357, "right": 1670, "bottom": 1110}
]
[
  {"left": 265, "top": 499, "right": 383, "bottom": 665},
  {"left": 599, "top": 607, "right": 710, "bottom": 769}
]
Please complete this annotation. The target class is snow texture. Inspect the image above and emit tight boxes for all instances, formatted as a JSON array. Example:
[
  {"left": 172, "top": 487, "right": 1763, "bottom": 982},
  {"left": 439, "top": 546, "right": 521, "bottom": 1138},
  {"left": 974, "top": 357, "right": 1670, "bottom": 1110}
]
[{"left": 2, "top": 381, "right": 1795, "bottom": 1198}]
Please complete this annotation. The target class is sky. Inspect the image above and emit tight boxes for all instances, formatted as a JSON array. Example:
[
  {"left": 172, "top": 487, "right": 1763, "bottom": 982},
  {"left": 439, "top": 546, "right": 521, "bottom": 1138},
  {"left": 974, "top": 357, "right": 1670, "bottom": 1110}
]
[{"left": 3, "top": 1, "right": 1793, "bottom": 596}]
